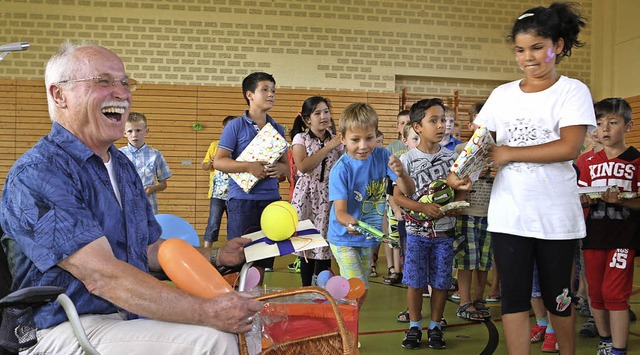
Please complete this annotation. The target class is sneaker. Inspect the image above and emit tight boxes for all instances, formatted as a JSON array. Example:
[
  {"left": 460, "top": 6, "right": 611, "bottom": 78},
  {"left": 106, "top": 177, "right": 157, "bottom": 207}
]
[
  {"left": 579, "top": 318, "right": 598, "bottom": 338},
  {"left": 597, "top": 342, "right": 612, "bottom": 355},
  {"left": 530, "top": 324, "right": 547, "bottom": 343},
  {"left": 401, "top": 327, "right": 422, "bottom": 349},
  {"left": 427, "top": 327, "right": 446, "bottom": 349},
  {"left": 630, "top": 307, "right": 637, "bottom": 322},
  {"left": 440, "top": 318, "right": 448, "bottom": 330},
  {"left": 451, "top": 291, "right": 461, "bottom": 300},
  {"left": 580, "top": 301, "right": 591, "bottom": 317},
  {"left": 541, "top": 333, "right": 559, "bottom": 353}
]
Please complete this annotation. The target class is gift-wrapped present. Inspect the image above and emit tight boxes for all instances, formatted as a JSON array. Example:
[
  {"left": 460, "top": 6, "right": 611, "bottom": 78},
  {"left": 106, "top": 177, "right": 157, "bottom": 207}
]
[
  {"left": 243, "top": 220, "right": 328, "bottom": 262},
  {"left": 578, "top": 185, "right": 639, "bottom": 199},
  {"left": 450, "top": 126, "right": 495, "bottom": 181},
  {"left": 230, "top": 123, "right": 289, "bottom": 193}
]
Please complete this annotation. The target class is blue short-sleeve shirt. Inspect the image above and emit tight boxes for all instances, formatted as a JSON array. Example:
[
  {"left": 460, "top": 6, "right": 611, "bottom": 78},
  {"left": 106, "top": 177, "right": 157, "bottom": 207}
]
[
  {"left": 218, "top": 111, "right": 286, "bottom": 201},
  {"left": 327, "top": 147, "right": 398, "bottom": 247},
  {"left": 0, "top": 122, "right": 161, "bottom": 329}
]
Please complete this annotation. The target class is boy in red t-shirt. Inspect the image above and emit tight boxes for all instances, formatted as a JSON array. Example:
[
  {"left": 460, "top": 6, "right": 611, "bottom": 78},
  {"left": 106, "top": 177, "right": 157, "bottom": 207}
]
[{"left": 577, "top": 98, "right": 640, "bottom": 355}]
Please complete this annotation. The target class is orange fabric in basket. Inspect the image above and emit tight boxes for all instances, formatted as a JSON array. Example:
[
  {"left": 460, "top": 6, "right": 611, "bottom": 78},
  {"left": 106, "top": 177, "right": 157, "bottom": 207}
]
[{"left": 262, "top": 303, "right": 358, "bottom": 347}]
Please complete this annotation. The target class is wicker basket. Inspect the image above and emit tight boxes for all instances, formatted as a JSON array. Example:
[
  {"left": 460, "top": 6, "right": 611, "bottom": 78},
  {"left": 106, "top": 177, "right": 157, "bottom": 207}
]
[{"left": 238, "top": 286, "right": 353, "bottom": 355}]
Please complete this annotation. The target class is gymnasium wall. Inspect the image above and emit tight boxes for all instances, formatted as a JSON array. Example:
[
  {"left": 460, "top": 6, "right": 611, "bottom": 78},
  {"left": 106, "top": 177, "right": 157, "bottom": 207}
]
[{"left": 1, "top": 0, "right": 594, "bottom": 96}]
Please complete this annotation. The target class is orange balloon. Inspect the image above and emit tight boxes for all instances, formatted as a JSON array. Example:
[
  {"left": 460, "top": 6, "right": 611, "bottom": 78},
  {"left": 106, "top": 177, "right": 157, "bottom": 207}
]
[
  {"left": 346, "top": 278, "right": 366, "bottom": 300},
  {"left": 158, "top": 238, "right": 232, "bottom": 299}
]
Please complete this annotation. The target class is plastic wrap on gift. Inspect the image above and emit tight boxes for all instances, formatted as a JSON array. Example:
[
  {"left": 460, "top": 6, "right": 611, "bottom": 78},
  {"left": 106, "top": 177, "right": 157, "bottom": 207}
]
[
  {"left": 243, "top": 220, "right": 328, "bottom": 262},
  {"left": 450, "top": 126, "right": 495, "bottom": 181},
  {"left": 578, "top": 186, "right": 639, "bottom": 199},
  {"left": 229, "top": 123, "right": 289, "bottom": 193}
]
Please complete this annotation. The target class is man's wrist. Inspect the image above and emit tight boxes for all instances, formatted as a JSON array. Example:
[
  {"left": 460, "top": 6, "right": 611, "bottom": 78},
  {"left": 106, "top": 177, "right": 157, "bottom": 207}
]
[{"left": 210, "top": 247, "right": 220, "bottom": 267}]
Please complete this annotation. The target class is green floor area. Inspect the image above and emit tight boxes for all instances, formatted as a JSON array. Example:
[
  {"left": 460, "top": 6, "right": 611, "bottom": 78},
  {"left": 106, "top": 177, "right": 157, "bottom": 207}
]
[{"left": 262, "top": 254, "right": 640, "bottom": 354}]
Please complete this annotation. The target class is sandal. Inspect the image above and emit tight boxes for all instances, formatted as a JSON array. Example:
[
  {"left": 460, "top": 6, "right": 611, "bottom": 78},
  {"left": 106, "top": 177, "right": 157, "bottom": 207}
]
[
  {"left": 485, "top": 293, "right": 502, "bottom": 303},
  {"left": 370, "top": 265, "right": 378, "bottom": 277},
  {"left": 384, "top": 267, "right": 402, "bottom": 285},
  {"left": 456, "top": 302, "right": 485, "bottom": 322},
  {"left": 397, "top": 309, "right": 410, "bottom": 323},
  {"left": 473, "top": 299, "right": 492, "bottom": 319}
]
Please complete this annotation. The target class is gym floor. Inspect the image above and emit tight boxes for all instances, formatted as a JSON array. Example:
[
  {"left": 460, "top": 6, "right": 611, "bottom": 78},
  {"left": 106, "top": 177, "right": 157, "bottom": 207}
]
[{"left": 261, "top": 254, "right": 640, "bottom": 354}]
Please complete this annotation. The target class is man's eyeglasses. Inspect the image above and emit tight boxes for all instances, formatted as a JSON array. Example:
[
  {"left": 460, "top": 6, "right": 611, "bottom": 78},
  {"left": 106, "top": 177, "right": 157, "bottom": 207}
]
[{"left": 57, "top": 75, "right": 137, "bottom": 93}]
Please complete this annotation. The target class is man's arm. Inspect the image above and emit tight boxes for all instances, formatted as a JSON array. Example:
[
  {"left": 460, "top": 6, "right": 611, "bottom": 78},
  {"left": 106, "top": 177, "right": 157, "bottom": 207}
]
[{"left": 60, "top": 237, "right": 262, "bottom": 334}]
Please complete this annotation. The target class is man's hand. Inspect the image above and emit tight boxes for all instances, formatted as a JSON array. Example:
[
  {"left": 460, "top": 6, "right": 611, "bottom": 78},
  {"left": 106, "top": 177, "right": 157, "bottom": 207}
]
[
  {"left": 207, "top": 292, "right": 264, "bottom": 334},
  {"left": 216, "top": 237, "right": 250, "bottom": 268}
]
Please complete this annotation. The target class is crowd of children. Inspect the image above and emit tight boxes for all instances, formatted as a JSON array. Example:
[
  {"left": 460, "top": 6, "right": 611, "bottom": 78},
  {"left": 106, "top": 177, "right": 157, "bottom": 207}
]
[{"left": 140, "top": 3, "right": 636, "bottom": 354}]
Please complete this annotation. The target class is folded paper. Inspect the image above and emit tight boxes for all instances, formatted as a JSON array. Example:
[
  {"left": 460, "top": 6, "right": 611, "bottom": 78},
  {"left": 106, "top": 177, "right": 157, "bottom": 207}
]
[
  {"left": 243, "top": 219, "right": 328, "bottom": 262},
  {"left": 229, "top": 123, "right": 289, "bottom": 193},
  {"left": 450, "top": 126, "right": 495, "bottom": 181}
]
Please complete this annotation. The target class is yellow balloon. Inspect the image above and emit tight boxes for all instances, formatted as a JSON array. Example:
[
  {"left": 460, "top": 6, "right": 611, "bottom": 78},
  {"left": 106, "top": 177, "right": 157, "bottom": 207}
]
[{"left": 261, "top": 201, "right": 299, "bottom": 241}]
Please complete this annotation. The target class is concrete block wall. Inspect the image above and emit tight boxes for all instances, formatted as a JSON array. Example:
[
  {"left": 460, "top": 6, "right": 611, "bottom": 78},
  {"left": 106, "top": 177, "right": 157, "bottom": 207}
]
[{"left": 1, "top": 0, "right": 593, "bottom": 95}]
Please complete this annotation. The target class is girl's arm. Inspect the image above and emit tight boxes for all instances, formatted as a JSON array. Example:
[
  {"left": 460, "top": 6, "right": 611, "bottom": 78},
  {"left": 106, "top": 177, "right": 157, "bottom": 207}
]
[
  {"left": 491, "top": 125, "right": 587, "bottom": 167},
  {"left": 293, "top": 134, "right": 342, "bottom": 174}
]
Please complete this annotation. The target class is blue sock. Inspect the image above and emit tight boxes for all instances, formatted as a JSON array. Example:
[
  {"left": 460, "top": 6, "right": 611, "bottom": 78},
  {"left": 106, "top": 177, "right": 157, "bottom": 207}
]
[
  {"left": 600, "top": 335, "right": 612, "bottom": 344},
  {"left": 546, "top": 323, "right": 555, "bottom": 334},
  {"left": 611, "top": 347, "right": 626, "bottom": 355},
  {"left": 536, "top": 317, "right": 549, "bottom": 327},
  {"left": 428, "top": 320, "right": 440, "bottom": 330},
  {"left": 409, "top": 320, "right": 422, "bottom": 330}
]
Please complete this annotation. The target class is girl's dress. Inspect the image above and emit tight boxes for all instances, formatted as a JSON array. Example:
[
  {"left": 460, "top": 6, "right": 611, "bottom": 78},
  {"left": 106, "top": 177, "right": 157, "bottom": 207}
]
[{"left": 291, "top": 129, "right": 343, "bottom": 260}]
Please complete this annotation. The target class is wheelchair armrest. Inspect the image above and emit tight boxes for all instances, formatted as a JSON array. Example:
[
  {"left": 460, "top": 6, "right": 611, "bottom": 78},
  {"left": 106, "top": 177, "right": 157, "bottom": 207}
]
[{"left": 0, "top": 286, "right": 65, "bottom": 307}]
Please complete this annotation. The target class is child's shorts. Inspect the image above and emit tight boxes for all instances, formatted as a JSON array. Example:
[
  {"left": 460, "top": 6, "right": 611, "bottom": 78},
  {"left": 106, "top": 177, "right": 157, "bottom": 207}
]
[
  {"left": 584, "top": 248, "right": 636, "bottom": 311},
  {"left": 329, "top": 244, "right": 371, "bottom": 288},
  {"left": 453, "top": 215, "right": 492, "bottom": 271},
  {"left": 402, "top": 231, "right": 454, "bottom": 290}
]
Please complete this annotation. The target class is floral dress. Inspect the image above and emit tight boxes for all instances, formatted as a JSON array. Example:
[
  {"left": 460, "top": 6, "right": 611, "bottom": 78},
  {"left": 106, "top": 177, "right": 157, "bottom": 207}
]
[{"left": 291, "top": 130, "right": 343, "bottom": 260}]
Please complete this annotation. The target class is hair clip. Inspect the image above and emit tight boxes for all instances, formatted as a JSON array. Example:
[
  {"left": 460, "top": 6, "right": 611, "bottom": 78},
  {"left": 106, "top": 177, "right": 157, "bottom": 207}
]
[
  {"left": 297, "top": 112, "right": 302, "bottom": 117},
  {"left": 517, "top": 13, "right": 534, "bottom": 20}
]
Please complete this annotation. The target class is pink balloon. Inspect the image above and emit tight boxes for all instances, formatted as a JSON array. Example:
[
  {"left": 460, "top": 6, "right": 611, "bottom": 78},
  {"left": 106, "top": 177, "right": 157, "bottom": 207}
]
[
  {"left": 244, "top": 267, "right": 261, "bottom": 290},
  {"left": 325, "top": 276, "right": 350, "bottom": 300}
]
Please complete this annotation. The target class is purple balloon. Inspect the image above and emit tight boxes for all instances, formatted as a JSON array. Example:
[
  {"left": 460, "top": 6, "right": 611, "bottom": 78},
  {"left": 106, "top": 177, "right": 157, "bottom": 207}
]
[
  {"left": 325, "top": 276, "right": 350, "bottom": 300},
  {"left": 316, "top": 270, "right": 332, "bottom": 287},
  {"left": 244, "top": 267, "right": 260, "bottom": 290}
]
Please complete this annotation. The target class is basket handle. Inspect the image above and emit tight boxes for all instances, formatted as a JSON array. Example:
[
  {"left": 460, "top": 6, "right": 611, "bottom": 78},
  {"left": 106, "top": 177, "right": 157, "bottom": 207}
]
[{"left": 238, "top": 286, "right": 353, "bottom": 355}]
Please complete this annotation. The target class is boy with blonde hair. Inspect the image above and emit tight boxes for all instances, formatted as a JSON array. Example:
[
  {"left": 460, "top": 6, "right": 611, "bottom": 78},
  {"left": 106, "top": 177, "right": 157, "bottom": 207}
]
[
  {"left": 121, "top": 112, "right": 172, "bottom": 214},
  {"left": 328, "top": 102, "right": 414, "bottom": 307}
]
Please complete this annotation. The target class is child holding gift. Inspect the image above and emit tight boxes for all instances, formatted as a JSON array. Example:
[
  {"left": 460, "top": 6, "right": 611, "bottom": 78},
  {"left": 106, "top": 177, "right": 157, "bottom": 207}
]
[
  {"left": 214, "top": 72, "right": 289, "bottom": 277},
  {"left": 327, "top": 102, "right": 414, "bottom": 307},
  {"left": 393, "top": 98, "right": 462, "bottom": 350},
  {"left": 577, "top": 98, "right": 640, "bottom": 355},
  {"left": 449, "top": 4, "right": 596, "bottom": 353},
  {"left": 289, "top": 96, "right": 343, "bottom": 286}
]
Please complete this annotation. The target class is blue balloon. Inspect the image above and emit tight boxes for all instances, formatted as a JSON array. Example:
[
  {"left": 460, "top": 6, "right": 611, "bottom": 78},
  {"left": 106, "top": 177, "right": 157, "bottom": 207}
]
[
  {"left": 316, "top": 270, "right": 332, "bottom": 288},
  {"left": 155, "top": 214, "right": 200, "bottom": 247}
]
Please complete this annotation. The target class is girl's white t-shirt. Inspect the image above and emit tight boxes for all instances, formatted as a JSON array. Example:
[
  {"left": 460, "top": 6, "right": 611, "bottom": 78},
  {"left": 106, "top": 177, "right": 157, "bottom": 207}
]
[{"left": 474, "top": 75, "right": 596, "bottom": 240}]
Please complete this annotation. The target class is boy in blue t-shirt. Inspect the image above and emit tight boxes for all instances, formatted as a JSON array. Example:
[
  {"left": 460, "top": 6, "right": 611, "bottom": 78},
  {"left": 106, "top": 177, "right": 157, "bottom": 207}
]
[
  {"left": 328, "top": 102, "right": 414, "bottom": 306},
  {"left": 214, "top": 72, "right": 289, "bottom": 276},
  {"left": 394, "top": 98, "right": 463, "bottom": 350}
]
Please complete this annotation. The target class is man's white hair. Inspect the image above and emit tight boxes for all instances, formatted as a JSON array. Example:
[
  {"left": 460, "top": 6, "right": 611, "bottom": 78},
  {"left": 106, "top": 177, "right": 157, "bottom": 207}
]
[{"left": 44, "top": 40, "right": 94, "bottom": 121}]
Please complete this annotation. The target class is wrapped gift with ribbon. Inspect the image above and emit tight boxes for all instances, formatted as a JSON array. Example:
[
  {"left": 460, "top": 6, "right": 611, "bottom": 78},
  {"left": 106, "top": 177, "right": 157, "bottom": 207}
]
[
  {"left": 450, "top": 126, "right": 495, "bottom": 182},
  {"left": 229, "top": 122, "right": 289, "bottom": 193},
  {"left": 243, "top": 219, "right": 328, "bottom": 262}
]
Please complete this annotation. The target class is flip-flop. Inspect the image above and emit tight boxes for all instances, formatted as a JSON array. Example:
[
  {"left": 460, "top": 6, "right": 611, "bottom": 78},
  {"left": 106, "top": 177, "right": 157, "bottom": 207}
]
[{"left": 397, "top": 309, "right": 410, "bottom": 323}]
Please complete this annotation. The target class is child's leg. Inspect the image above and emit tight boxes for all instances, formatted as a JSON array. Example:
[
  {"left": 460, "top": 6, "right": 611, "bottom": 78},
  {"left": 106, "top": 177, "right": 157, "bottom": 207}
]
[
  {"left": 601, "top": 249, "right": 635, "bottom": 350},
  {"left": 299, "top": 257, "right": 315, "bottom": 287},
  {"left": 402, "top": 234, "right": 431, "bottom": 325},
  {"left": 203, "top": 197, "right": 226, "bottom": 248},
  {"left": 492, "top": 233, "right": 535, "bottom": 354},
  {"left": 584, "top": 249, "right": 610, "bottom": 337},
  {"left": 536, "top": 238, "right": 578, "bottom": 355},
  {"left": 474, "top": 217, "right": 491, "bottom": 302},
  {"left": 329, "top": 244, "right": 371, "bottom": 307},
  {"left": 429, "top": 236, "right": 455, "bottom": 326}
]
